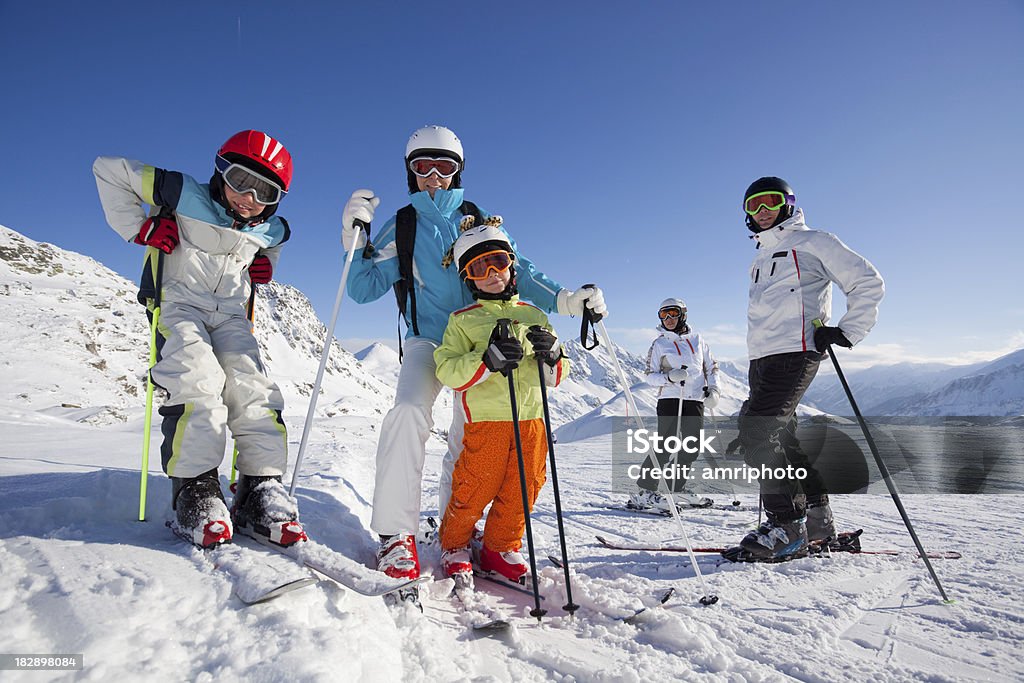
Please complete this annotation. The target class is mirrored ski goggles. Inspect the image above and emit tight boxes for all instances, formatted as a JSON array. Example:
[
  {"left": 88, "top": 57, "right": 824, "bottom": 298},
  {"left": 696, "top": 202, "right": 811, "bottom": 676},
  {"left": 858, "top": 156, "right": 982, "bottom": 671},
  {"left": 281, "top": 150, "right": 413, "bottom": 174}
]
[
  {"left": 658, "top": 307, "right": 685, "bottom": 320},
  {"left": 221, "top": 163, "right": 285, "bottom": 205},
  {"left": 408, "top": 156, "right": 461, "bottom": 179},
  {"left": 744, "top": 191, "right": 788, "bottom": 215},
  {"left": 462, "top": 249, "right": 514, "bottom": 280}
]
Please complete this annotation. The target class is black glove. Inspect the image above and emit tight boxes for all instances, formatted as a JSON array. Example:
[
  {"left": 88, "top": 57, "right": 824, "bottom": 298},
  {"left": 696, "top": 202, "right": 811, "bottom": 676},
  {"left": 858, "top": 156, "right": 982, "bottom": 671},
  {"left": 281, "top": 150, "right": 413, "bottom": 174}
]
[
  {"left": 813, "top": 325, "right": 852, "bottom": 352},
  {"left": 527, "top": 325, "right": 561, "bottom": 366},
  {"left": 483, "top": 330, "right": 523, "bottom": 374}
]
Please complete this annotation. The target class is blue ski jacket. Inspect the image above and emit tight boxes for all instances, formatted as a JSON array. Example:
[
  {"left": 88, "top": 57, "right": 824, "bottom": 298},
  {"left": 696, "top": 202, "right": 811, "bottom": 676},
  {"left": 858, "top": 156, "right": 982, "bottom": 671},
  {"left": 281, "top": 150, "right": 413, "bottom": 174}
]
[{"left": 346, "top": 188, "right": 563, "bottom": 343}]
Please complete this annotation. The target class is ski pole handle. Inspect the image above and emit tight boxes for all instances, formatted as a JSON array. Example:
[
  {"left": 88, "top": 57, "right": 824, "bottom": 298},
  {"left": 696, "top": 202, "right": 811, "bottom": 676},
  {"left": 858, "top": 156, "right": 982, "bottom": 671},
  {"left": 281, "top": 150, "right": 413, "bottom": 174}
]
[
  {"left": 356, "top": 219, "right": 374, "bottom": 259},
  {"left": 581, "top": 283, "right": 604, "bottom": 324}
]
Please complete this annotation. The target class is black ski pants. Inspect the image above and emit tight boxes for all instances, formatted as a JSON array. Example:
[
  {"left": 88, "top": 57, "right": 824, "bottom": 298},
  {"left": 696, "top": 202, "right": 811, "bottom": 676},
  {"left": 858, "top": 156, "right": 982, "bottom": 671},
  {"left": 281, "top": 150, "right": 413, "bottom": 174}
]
[
  {"left": 637, "top": 398, "right": 704, "bottom": 494},
  {"left": 738, "top": 351, "right": 828, "bottom": 521}
]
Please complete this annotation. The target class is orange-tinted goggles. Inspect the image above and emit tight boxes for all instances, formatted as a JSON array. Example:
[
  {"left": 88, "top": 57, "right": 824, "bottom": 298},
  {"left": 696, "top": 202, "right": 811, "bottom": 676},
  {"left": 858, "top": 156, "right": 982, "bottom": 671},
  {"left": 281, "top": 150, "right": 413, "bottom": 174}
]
[
  {"left": 658, "top": 307, "right": 684, "bottom": 320},
  {"left": 463, "top": 249, "right": 514, "bottom": 281}
]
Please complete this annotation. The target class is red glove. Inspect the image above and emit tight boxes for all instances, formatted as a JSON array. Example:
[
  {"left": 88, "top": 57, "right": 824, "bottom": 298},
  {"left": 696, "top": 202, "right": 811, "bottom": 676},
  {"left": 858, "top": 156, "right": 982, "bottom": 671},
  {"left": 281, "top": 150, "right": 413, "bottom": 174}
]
[
  {"left": 133, "top": 216, "right": 179, "bottom": 253},
  {"left": 249, "top": 255, "right": 273, "bottom": 284}
]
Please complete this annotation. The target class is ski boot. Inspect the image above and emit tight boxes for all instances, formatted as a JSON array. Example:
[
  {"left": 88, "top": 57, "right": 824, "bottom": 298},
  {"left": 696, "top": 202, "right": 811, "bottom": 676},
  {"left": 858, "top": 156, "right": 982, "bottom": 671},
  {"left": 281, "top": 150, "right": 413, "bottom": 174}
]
[
  {"left": 378, "top": 534, "right": 421, "bottom": 608},
  {"left": 230, "top": 475, "right": 307, "bottom": 547},
  {"left": 730, "top": 516, "right": 809, "bottom": 562},
  {"left": 171, "top": 468, "right": 233, "bottom": 549},
  {"left": 627, "top": 488, "right": 713, "bottom": 512},
  {"left": 806, "top": 498, "right": 836, "bottom": 544},
  {"left": 441, "top": 546, "right": 474, "bottom": 590},
  {"left": 479, "top": 547, "right": 529, "bottom": 585}
]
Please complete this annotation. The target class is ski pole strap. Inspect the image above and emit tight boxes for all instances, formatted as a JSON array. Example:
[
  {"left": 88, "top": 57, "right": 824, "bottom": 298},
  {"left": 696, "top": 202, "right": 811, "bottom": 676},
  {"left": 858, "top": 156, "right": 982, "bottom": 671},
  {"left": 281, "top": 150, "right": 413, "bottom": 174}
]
[{"left": 579, "top": 283, "right": 603, "bottom": 351}]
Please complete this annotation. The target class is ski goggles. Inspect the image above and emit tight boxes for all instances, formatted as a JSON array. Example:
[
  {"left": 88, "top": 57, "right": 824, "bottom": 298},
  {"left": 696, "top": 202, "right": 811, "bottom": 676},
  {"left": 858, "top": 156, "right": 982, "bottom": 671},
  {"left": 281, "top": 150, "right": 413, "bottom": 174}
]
[
  {"left": 462, "top": 249, "right": 514, "bottom": 281},
  {"left": 221, "top": 163, "right": 285, "bottom": 205},
  {"left": 658, "top": 307, "right": 685, "bottom": 320},
  {"left": 744, "top": 191, "right": 788, "bottom": 215},
  {"left": 408, "top": 156, "right": 461, "bottom": 179}
]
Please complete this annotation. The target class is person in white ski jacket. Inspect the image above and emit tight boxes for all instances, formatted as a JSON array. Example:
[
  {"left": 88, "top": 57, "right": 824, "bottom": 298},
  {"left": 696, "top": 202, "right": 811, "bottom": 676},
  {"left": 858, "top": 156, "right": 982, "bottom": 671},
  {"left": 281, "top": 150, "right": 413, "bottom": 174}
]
[
  {"left": 628, "top": 298, "right": 720, "bottom": 511},
  {"left": 93, "top": 130, "right": 305, "bottom": 551},
  {"left": 732, "top": 176, "right": 884, "bottom": 562}
]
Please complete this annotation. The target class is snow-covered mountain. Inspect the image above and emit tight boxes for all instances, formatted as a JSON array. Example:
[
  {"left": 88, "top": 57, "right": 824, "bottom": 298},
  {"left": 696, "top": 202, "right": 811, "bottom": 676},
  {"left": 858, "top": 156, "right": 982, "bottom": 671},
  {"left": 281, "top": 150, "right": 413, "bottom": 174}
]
[
  {"left": 800, "top": 351, "right": 1024, "bottom": 417},
  {"left": 0, "top": 224, "right": 396, "bottom": 429},
  {"left": 802, "top": 360, "right": 988, "bottom": 415},
  {"left": 884, "top": 348, "right": 1024, "bottom": 416}
]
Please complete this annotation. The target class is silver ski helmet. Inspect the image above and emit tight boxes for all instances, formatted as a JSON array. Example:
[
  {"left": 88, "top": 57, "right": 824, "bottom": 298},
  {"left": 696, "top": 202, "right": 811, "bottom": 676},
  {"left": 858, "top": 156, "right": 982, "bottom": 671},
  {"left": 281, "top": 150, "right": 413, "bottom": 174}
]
[
  {"left": 405, "top": 125, "right": 464, "bottom": 193},
  {"left": 743, "top": 176, "right": 796, "bottom": 233},
  {"left": 659, "top": 297, "right": 688, "bottom": 332}
]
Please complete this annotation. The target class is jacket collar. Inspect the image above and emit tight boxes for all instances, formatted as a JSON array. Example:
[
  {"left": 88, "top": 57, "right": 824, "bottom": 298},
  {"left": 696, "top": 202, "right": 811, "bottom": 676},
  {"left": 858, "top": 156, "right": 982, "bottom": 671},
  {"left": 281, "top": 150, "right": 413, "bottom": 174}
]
[
  {"left": 751, "top": 207, "right": 808, "bottom": 250},
  {"left": 410, "top": 188, "right": 466, "bottom": 221}
]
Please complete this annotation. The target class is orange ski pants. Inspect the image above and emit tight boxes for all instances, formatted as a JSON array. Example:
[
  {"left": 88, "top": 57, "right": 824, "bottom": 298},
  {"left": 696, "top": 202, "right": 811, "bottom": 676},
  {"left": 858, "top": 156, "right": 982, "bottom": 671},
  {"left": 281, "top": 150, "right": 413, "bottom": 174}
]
[{"left": 440, "top": 419, "right": 548, "bottom": 553}]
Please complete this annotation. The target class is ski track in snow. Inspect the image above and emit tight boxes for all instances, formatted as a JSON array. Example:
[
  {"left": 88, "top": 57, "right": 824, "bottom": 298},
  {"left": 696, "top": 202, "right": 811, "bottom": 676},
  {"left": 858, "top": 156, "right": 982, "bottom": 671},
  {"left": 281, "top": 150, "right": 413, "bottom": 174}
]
[{"left": 2, "top": 411, "right": 1022, "bottom": 682}]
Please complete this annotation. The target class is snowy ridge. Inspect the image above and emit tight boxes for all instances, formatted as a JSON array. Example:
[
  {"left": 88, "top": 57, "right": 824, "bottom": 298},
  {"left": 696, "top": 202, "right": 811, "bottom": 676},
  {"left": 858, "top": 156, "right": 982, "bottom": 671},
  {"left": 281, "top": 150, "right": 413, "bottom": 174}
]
[{"left": 0, "top": 223, "right": 395, "bottom": 428}]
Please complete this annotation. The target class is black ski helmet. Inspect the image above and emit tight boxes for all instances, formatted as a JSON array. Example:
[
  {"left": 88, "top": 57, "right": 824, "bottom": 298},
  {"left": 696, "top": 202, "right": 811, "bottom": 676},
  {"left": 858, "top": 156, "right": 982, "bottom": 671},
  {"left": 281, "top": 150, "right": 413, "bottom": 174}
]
[{"left": 743, "top": 176, "right": 796, "bottom": 233}]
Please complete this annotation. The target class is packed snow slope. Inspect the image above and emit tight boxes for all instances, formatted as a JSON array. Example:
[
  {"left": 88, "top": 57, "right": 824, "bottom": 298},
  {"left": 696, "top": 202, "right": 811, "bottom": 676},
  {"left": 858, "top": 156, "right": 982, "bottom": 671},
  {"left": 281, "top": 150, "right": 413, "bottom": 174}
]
[{"left": 2, "top": 224, "right": 1022, "bottom": 682}]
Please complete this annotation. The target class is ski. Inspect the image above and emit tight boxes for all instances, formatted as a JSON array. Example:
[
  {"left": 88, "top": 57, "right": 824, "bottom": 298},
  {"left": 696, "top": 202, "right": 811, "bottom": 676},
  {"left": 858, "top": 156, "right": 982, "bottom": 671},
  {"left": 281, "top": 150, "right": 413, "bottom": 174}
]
[
  {"left": 546, "top": 555, "right": 674, "bottom": 622},
  {"left": 587, "top": 501, "right": 758, "bottom": 516},
  {"left": 450, "top": 575, "right": 512, "bottom": 632},
  {"left": 595, "top": 530, "right": 961, "bottom": 560},
  {"left": 234, "top": 526, "right": 431, "bottom": 597},
  {"left": 167, "top": 520, "right": 319, "bottom": 605},
  {"left": 472, "top": 569, "right": 547, "bottom": 599}
]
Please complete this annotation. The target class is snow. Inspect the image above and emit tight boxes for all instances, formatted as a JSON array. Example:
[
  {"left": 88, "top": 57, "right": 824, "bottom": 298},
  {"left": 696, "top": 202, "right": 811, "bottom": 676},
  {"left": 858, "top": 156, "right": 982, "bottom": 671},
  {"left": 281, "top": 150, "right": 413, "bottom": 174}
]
[{"left": 2, "top": 224, "right": 1023, "bottom": 681}]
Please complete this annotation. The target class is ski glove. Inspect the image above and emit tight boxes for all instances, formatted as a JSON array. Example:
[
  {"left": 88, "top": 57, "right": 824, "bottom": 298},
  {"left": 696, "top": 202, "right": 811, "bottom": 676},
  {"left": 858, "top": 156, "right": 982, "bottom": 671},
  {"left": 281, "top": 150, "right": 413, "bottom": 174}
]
[
  {"left": 667, "top": 368, "right": 687, "bottom": 384},
  {"left": 134, "top": 216, "right": 179, "bottom": 254},
  {"left": 483, "top": 335, "right": 524, "bottom": 374},
  {"left": 557, "top": 285, "right": 608, "bottom": 318},
  {"left": 249, "top": 255, "right": 273, "bottom": 284},
  {"left": 342, "top": 189, "right": 379, "bottom": 251},
  {"left": 527, "top": 325, "right": 562, "bottom": 366},
  {"left": 703, "top": 386, "right": 720, "bottom": 409},
  {"left": 813, "top": 325, "right": 852, "bottom": 352}
]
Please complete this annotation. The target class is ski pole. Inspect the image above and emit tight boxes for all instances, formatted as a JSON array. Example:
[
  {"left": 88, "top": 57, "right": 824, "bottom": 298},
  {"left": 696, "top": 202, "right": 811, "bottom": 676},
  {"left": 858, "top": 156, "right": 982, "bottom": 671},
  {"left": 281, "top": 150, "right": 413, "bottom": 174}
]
[
  {"left": 289, "top": 221, "right": 367, "bottom": 496},
  {"left": 585, "top": 313, "right": 717, "bottom": 605},
  {"left": 705, "top": 406, "right": 741, "bottom": 507},
  {"left": 532, "top": 340, "right": 579, "bottom": 615},
  {"left": 812, "top": 319, "right": 952, "bottom": 603},
  {"left": 139, "top": 248, "right": 165, "bottom": 522},
  {"left": 495, "top": 320, "right": 546, "bottom": 620}
]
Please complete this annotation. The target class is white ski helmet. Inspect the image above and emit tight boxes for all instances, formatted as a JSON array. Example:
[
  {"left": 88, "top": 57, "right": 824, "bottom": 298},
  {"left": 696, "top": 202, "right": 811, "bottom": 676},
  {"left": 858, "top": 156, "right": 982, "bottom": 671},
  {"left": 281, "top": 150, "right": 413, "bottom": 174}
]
[
  {"left": 659, "top": 297, "right": 686, "bottom": 312},
  {"left": 453, "top": 224, "right": 513, "bottom": 274},
  {"left": 405, "top": 125, "right": 464, "bottom": 165}
]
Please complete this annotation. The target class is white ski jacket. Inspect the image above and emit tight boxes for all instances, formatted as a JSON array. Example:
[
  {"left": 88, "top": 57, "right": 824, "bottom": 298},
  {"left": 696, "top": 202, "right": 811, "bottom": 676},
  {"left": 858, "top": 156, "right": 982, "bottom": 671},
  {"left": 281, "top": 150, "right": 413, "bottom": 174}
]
[
  {"left": 747, "top": 209, "right": 884, "bottom": 360},
  {"left": 93, "top": 156, "right": 289, "bottom": 314},
  {"left": 645, "top": 328, "right": 719, "bottom": 401}
]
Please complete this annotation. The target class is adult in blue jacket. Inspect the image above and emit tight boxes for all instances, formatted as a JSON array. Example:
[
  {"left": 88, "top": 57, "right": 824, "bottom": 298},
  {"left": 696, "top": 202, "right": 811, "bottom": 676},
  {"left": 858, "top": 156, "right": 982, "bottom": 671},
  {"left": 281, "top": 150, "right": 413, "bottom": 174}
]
[{"left": 340, "top": 125, "right": 606, "bottom": 582}]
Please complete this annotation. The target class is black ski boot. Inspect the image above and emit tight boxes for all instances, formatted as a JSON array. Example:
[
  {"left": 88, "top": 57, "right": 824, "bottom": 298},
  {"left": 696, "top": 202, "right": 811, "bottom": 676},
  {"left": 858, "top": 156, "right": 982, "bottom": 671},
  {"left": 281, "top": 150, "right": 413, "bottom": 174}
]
[
  {"left": 730, "top": 515, "right": 809, "bottom": 562},
  {"left": 171, "top": 468, "right": 232, "bottom": 549},
  {"left": 231, "top": 474, "right": 307, "bottom": 547}
]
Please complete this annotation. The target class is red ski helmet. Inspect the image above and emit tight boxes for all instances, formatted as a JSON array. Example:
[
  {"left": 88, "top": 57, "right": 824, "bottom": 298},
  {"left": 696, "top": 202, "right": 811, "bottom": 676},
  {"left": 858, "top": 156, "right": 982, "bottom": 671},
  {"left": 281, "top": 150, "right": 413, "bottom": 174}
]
[{"left": 216, "top": 130, "right": 293, "bottom": 195}]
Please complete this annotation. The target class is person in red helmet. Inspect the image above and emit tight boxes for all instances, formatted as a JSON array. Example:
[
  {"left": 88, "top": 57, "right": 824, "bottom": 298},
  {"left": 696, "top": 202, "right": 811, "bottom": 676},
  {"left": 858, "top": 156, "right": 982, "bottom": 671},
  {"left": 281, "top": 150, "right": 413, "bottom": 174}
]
[{"left": 93, "top": 130, "right": 304, "bottom": 550}]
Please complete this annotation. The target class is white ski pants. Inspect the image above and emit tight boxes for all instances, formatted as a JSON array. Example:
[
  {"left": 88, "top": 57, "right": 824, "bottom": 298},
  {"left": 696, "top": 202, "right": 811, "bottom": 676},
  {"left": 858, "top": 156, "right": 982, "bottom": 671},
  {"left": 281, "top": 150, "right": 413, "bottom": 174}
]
[
  {"left": 153, "top": 303, "right": 287, "bottom": 479},
  {"left": 370, "top": 337, "right": 464, "bottom": 536}
]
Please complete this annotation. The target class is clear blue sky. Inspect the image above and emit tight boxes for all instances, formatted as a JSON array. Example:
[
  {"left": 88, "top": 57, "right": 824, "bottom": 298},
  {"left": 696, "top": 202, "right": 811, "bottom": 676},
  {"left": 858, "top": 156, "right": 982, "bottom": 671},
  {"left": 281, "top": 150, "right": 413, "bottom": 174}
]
[{"left": 2, "top": 1, "right": 1021, "bottom": 367}]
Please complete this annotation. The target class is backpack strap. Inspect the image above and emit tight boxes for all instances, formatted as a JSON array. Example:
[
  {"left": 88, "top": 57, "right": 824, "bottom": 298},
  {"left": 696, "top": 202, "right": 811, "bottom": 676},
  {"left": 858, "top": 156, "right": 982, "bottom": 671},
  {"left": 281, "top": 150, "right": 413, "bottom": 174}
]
[
  {"left": 393, "top": 200, "right": 483, "bottom": 359},
  {"left": 394, "top": 204, "right": 419, "bottom": 342}
]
